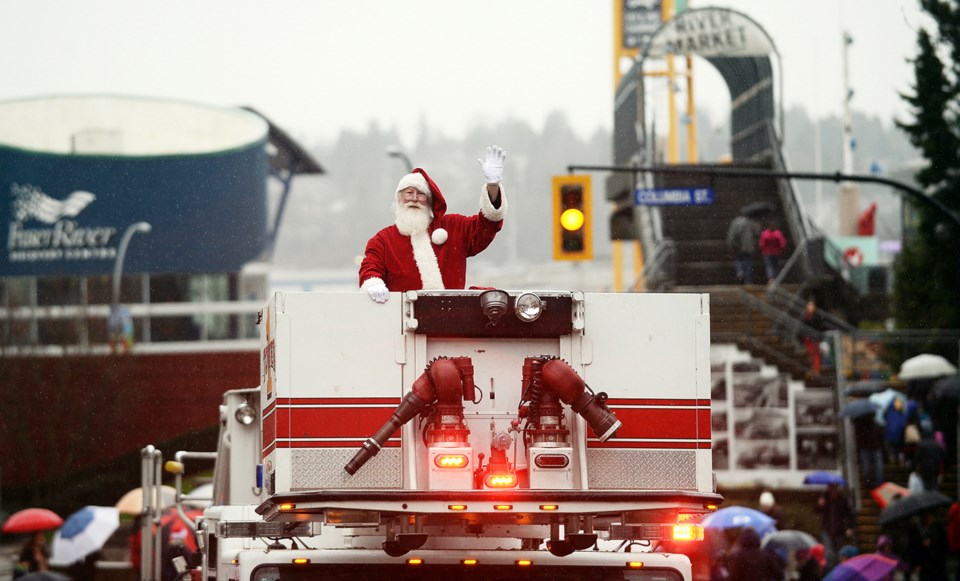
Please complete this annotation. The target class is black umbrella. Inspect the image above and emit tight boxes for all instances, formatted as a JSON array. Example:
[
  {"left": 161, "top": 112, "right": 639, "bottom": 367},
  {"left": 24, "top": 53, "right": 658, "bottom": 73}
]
[
  {"left": 838, "top": 398, "right": 880, "bottom": 419},
  {"left": 761, "top": 529, "right": 818, "bottom": 556},
  {"left": 933, "top": 376, "right": 960, "bottom": 400},
  {"left": 878, "top": 490, "right": 952, "bottom": 526},
  {"left": 740, "top": 201, "right": 775, "bottom": 218},
  {"left": 845, "top": 381, "right": 888, "bottom": 397}
]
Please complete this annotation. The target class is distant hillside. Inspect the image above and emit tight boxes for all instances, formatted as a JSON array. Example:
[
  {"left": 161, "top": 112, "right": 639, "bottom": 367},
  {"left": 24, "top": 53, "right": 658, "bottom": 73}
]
[{"left": 272, "top": 107, "right": 917, "bottom": 271}]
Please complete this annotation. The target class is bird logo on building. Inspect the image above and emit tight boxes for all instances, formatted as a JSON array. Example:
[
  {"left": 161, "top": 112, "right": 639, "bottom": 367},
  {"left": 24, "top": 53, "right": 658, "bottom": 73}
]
[{"left": 11, "top": 183, "right": 96, "bottom": 225}]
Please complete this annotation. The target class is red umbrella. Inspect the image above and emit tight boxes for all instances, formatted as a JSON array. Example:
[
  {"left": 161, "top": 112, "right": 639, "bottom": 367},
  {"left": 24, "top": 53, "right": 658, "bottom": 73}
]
[
  {"left": 2, "top": 508, "right": 64, "bottom": 533},
  {"left": 871, "top": 482, "right": 910, "bottom": 509}
]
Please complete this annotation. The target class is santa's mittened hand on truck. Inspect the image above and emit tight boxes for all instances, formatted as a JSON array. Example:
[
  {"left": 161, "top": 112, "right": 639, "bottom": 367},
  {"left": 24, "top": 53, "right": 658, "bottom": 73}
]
[
  {"left": 366, "top": 283, "right": 389, "bottom": 303},
  {"left": 477, "top": 145, "right": 506, "bottom": 184}
]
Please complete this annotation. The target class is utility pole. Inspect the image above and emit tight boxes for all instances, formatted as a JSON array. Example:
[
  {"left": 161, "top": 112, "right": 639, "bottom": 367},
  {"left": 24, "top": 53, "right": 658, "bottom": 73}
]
[{"left": 838, "top": 31, "right": 860, "bottom": 236}]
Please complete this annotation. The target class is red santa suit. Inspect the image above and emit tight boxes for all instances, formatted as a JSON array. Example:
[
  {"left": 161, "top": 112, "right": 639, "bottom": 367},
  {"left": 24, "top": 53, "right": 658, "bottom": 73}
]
[{"left": 359, "top": 168, "right": 506, "bottom": 293}]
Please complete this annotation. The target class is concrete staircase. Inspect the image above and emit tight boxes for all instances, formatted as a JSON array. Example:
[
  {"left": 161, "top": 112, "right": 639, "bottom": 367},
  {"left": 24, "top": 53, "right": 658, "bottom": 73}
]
[
  {"left": 678, "top": 284, "right": 832, "bottom": 385},
  {"left": 653, "top": 161, "right": 798, "bottom": 287},
  {"left": 853, "top": 459, "right": 959, "bottom": 555}
]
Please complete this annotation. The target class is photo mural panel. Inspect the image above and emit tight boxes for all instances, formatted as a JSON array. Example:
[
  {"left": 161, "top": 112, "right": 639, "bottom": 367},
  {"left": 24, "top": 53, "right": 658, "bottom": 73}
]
[{"left": 713, "top": 355, "right": 841, "bottom": 479}]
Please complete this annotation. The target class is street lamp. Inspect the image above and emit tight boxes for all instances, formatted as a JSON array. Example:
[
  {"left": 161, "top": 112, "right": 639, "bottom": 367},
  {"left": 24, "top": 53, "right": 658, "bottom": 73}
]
[
  {"left": 112, "top": 221, "right": 152, "bottom": 307},
  {"left": 111, "top": 221, "right": 152, "bottom": 350},
  {"left": 386, "top": 146, "right": 413, "bottom": 173}
]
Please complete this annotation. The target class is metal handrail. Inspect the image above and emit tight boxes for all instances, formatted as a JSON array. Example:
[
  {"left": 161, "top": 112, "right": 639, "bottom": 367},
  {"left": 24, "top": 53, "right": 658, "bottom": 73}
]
[
  {"left": 635, "top": 239, "right": 676, "bottom": 291},
  {"left": 0, "top": 300, "right": 262, "bottom": 354}
]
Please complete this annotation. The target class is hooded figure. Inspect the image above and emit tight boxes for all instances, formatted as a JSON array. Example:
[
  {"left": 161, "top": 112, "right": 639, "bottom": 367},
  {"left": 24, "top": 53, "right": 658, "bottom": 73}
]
[
  {"left": 359, "top": 146, "right": 507, "bottom": 302},
  {"left": 717, "top": 528, "right": 783, "bottom": 581}
]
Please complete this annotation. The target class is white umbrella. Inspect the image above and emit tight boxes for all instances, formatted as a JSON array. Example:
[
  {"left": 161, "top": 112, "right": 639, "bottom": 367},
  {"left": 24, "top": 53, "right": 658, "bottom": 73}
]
[
  {"left": 115, "top": 485, "right": 176, "bottom": 515},
  {"left": 49, "top": 506, "right": 120, "bottom": 566},
  {"left": 899, "top": 354, "right": 958, "bottom": 380}
]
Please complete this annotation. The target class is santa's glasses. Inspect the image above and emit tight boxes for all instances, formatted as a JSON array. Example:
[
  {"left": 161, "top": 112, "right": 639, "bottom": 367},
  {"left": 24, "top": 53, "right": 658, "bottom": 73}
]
[{"left": 400, "top": 188, "right": 430, "bottom": 201}]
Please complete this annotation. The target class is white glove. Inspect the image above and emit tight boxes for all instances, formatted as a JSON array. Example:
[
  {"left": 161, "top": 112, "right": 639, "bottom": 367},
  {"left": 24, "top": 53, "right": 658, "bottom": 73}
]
[
  {"left": 366, "top": 283, "right": 389, "bottom": 303},
  {"left": 477, "top": 145, "right": 506, "bottom": 185}
]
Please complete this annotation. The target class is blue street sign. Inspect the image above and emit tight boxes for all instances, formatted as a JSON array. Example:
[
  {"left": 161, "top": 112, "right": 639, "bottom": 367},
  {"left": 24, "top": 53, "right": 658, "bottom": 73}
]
[{"left": 634, "top": 187, "right": 714, "bottom": 206}]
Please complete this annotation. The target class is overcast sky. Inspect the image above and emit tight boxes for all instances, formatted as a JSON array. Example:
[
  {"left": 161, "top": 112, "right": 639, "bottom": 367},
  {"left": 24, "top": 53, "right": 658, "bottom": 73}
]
[{"left": 0, "top": 1, "right": 926, "bottom": 145}]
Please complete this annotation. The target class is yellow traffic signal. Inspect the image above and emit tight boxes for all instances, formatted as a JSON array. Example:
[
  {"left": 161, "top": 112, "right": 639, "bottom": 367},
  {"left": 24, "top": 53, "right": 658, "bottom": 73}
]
[{"left": 552, "top": 175, "right": 592, "bottom": 261}]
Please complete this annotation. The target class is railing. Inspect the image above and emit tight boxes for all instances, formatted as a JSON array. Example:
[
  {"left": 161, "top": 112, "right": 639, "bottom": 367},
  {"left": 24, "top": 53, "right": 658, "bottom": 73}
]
[
  {"left": 634, "top": 239, "right": 676, "bottom": 291},
  {"left": 709, "top": 286, "right": 820, "bottom": 375},
  {"left": 0, "top": 300, "right": 262, "bottom": 355},
  {"left": 766, "top": 121, "right": 817, "bottom": 282}
]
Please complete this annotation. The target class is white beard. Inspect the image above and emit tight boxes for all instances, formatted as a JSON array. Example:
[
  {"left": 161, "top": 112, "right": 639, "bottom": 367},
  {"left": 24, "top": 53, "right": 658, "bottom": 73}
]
[{"left": 395, "top": 202, "right": 433, "bottom": 235}]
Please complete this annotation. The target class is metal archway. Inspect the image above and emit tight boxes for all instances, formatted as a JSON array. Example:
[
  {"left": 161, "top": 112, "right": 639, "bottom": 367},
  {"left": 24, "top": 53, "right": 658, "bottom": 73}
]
[{"left": 617, "top": 6, "right": 785, "bottom": 164}]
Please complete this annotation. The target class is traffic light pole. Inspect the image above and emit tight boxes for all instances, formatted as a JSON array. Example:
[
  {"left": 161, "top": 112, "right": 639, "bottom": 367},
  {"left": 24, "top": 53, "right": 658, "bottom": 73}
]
[{"left": 565, "top": 164, "right": 960, "bottom": 230}]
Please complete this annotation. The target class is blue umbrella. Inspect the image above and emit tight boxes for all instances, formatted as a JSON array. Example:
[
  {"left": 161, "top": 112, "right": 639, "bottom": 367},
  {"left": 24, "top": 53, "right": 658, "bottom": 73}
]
[
  {"left": 803, "top": 471, "right": 846, "bottom": 486},
  {"left": 702, "top": 506, "right": 777, "bottom": 536},
  {"left": 838, "top": 398, "right": 879, "bottom": 419}
]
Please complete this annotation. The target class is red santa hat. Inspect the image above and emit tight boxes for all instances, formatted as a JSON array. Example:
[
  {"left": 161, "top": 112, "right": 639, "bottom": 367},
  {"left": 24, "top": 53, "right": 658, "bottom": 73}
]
[{"left": 396, "top": 168, "right": 448, "bottom": 245}]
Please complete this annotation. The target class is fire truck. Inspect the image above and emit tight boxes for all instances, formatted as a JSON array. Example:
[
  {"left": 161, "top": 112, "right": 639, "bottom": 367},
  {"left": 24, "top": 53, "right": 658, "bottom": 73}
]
[{"left": 147, "top": 289, "right": 721, "bottom": 581}]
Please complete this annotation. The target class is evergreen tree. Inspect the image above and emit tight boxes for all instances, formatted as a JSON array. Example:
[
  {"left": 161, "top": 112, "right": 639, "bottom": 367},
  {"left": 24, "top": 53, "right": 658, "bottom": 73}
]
[{"left": 893, "top": 0, "right": 960, "bottom": 331}]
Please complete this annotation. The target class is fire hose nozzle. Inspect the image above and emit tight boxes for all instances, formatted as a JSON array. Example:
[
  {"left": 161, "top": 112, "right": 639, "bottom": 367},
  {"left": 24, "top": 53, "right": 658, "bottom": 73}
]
[
  {"left": 343, "top": 389, "right": 430, "bottom": 475},
  {"left": 570, "top": 392, "right": 621, "bottom": 442},
  {"left": 541, "top": 359, "right": 622, "bottom": 442},
  {"left": 344, "top": 439, "right": 381, "bottom": 475}
]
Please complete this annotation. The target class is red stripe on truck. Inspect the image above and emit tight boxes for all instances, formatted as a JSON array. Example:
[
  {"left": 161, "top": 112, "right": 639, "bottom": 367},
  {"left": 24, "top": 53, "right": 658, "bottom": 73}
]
[
  {"left": 604, "top": 406, "right": 710, "bottom": 441},
  {"left": 278, "top": 405, "right": 400, "bottom": 439}
]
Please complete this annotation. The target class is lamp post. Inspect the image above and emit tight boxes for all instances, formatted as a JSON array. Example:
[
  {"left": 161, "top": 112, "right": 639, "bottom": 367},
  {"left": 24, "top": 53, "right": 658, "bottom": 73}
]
[
  {"left": 386, "top": 146, "right": 413, "bottom": 173},
  {"left": 111, "top": 221, "right": 152, "bottom": 350}
]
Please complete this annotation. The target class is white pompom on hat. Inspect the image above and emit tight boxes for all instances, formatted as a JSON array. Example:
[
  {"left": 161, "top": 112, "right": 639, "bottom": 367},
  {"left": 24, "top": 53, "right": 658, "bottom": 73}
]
[
  {"left": 759, "top": 491, "right": 775, "bottom": 508},
  {"left": 396, "top": 172, "right": 431, "bottom": 197}
]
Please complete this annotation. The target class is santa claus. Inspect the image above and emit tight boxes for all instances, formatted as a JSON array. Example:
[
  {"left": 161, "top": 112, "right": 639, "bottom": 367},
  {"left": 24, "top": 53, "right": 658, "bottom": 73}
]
[{"left": 359, "top": 145, "right": 507, "bottom": 302}]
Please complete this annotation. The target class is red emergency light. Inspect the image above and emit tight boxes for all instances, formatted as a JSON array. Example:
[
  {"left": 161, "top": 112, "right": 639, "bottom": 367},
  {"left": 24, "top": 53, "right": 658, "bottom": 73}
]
[{"left": 534, "top": 454, "right": 569, "bottom": 468}]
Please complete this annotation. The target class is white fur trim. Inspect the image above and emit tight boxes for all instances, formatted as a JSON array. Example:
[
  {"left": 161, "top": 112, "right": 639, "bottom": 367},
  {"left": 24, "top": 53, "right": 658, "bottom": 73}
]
[
  {"left": 479, "top": 184, "right": 506, "bottom": 222},
  {"left": 361, "top": 277, "right": 386, "bottom": 290},
  {"left": 396, "top": 173, "right": 431, "bottom": 195},
  {"left": 431, "top": 228, "right": 448, "bottom": 245},
  {"left": 410, "top": 230, "right": 444, "bottom": 289}
]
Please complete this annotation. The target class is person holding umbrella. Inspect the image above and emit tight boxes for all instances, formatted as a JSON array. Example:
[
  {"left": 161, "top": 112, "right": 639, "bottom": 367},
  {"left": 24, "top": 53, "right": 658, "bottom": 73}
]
[
  {"left": 851, "top": 408, "right": 885, "bottom": 491},
  {"left": 912, "top": 428, "right": 947, "bottom": 492},
  {"left": 815, "top": 483, "right": 856, "bottom": 571},
  {"left": 2, "top": 508, "right": 63, "bottom": 579},
  {"left": 15, "top": 531, "right": 50, "bottom": 578},
  {"left": 758, "top": 491, "right": 785, "bottom": 530},
  {"left": 725, "top": 210, "right": 760, "bottom": 285},
  {"left": 714, "top": 527, "right": 784, "bottom": 580},
  {"left": 875, "top": 534, "right": 911, "bottom": 578},
  {"left": 905, "top": 510, "right": 948, "bottom": 580}
]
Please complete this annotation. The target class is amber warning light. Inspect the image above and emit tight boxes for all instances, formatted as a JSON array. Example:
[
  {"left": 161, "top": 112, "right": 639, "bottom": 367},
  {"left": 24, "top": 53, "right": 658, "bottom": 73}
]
[
  {"left": 434, "top": 454, "right": 468, "bottom": 468},
  {"left": 484, "top": 473, "right": 517, "bottom": 488},
  {"left": 672, "top": 524, "right": 704, "bottom": 541}
]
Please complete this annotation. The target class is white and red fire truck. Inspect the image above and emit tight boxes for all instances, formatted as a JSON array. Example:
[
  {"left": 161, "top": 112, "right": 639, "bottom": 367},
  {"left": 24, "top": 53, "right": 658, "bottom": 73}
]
[{"left": 147, "top": 289, "right": 720, "bottom": 581}]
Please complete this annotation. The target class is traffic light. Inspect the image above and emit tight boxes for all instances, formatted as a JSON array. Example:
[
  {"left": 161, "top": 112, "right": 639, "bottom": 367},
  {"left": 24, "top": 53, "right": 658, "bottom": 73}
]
[{"left": 552, "top": 175, "right": 592, "bottom": 261}]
